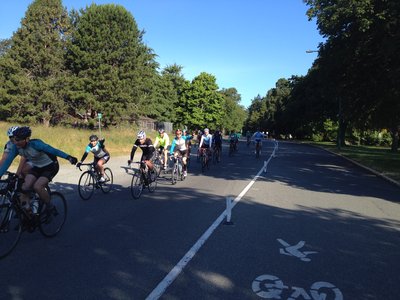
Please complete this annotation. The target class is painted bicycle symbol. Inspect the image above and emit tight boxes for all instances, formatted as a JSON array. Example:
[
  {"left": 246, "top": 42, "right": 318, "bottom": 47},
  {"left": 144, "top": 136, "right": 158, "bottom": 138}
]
[{"left": 252, "top": 274, "right": 343, "bottom": 300}]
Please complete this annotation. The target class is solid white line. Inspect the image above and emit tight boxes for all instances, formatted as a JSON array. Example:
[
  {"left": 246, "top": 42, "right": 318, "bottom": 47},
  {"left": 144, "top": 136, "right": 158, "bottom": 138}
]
[{"left": 145, "top": 144, "right": 277, "bottom": 300}]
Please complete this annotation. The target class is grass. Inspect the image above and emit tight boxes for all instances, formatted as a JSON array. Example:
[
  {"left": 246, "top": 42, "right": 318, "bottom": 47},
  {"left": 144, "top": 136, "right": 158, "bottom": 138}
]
[
  {"left": 308, "top": 141, "right": 400, "bottom": 183},
  {"left": 0, "top": 122, "right": 155, "bottom": 166}
]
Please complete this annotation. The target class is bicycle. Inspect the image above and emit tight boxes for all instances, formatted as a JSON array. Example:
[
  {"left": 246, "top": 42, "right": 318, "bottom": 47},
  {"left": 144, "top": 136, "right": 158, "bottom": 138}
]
[
  {"left": 127, "top": 161, "right": 157, "bottom": 199},
  {"left": 200, "top": 148, "right": 210, "bottom": 172},
  {"left": 171, "top": 154, "right": 185, "bottom": 185},
  {"left": 212, "top": 145, "right": 221, "bottom": 164},
  {"left": 255, "top": 140, "right": 262, "bottom": 158},
  {"left": 77, "top": 163, "right": 114, "bottom": 200},
  {"left": 0, "top": 172, "right": 67, "bottom": 259},
  {"left": 153, "top": 151, "right": 163, "bottom": 176}
]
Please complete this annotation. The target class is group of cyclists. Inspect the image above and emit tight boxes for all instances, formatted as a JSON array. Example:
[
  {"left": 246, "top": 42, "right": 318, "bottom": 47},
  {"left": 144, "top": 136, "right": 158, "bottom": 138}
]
[{"left": 0, "top": 125, "right": 267, "bottom": 218}]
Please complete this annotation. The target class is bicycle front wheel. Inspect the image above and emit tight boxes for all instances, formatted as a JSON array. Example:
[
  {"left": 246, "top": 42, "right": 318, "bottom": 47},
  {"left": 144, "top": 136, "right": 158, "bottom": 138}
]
[
  {"left": 153, "top": 158, "right": 162, "bottom": 177},
  {"left": 100, "top": 167, "right": 113, "bottom": 194},
  {"left": 39, "top": 192, "right": 67, "bottom": 238},
  {"left": 171, "top": 165, "right": 178, "bottom": 185},
  {"left": 0, "top": 199, "right": 22, "bottom": 259},
  {"left": 78, "top": 171, "right": 95, "bottom": 200},
  {"left": 201, "top": 155, "right": 207, "bottom": 172},
  {"left": 131, "top": 174, "right": 144, "bottom": 199},
  {"left": 148, "top": 171, "right": 157, "bottom": 193}
]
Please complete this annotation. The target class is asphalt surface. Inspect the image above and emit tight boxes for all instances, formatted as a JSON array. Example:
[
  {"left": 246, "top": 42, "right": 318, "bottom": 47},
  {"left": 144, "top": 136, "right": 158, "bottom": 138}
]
[{"left": 1, "top": 140, "right": 399, "bottom": 300}]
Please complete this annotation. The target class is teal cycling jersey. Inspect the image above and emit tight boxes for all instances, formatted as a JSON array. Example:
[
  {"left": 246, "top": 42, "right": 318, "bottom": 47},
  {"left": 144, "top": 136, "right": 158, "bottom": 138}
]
[
  {"left": 0, "top": 139, "right": 70, "bottom": 177},
  {"left": 170, "top": 135, "right": 192, "bottom": 154}
]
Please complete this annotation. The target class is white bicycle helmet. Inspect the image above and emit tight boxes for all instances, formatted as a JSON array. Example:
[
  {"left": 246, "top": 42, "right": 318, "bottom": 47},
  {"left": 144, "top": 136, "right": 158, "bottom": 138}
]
[
  {"left": 137, "top": 130, "right": 146, "bottom": 139},
  {"left": 7, "top": 126, "right": 19, "bottom": 137}
]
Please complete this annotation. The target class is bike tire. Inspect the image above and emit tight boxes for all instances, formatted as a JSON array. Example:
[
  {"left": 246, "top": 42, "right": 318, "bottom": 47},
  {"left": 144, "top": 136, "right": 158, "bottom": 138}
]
[
  {"left": 153, "top": 158, "right": 162, "bottom": 177},
  {"left": 0, "top": 199, "right": 22, "bottom": 259},
  {"left": 131, "top": 174, "right": 144, "bottom": 199},
  {"left": 39, "top": 191, "right": 67, "bottom": 238},
  {"left": 201, "top": 155, "right": 207, "bottom": 172},
  {"left": 148, "top": 171, "right": 157, "bottom": 192},
  {"left": 100, "top": 167, "right": 114, "bottom": 194},
  {"left": 78, "top": 171, "right": 95, "bottom": 200},
  {"left": 171, "top": 165, "right": 178, "bottom": 185}
]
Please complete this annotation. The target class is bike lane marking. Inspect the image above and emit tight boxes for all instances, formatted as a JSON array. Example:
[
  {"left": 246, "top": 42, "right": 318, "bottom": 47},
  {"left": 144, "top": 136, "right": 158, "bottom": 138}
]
[{"left": 145, "top": 156, "right": 273, "bottom": 300}]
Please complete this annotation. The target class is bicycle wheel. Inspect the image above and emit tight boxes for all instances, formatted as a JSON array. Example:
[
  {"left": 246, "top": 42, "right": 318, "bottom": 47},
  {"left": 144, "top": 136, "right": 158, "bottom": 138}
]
[
  {"left": 148, "top": 170, "right": 157, "bottom": 192},
  {"left": 0, "top": 199, "right": 22, "bottom": 259},
  {"left": 131, "top": 174, "right": 144, "bottom": 199},
  {"left": 201, "top": 155, "right": 207, "bottom": 172},
  {"left": 78, "top": 171, "right": 95, "bottom": 200},
  {"left": 171, "top": 165, "right": 178, "bottom": 185},
  {"left": 39, "top": 192, "right": 67, "bottom": 238},
  {"left": 153, "top": 158, "right": 162, "bottom": 177},
  {"left": 100, "top": 167, "right": 113, "bottom": 194},
  {"left": 256, "top": 144, "right": 260, "bottom": 158}
]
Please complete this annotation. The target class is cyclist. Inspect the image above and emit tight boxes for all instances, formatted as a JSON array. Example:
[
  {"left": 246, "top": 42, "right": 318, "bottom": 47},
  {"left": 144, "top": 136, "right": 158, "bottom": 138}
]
[
  {"left": 252, "top": 129, "right": 264, "bottom": 153},
  {"left": 199, "top": 128, "right": 213, "bottom": 159},
  {"left": 0, "top": 126, "right": 77, "bottom": 213},
  {"left": 153, "top": 128, "right": 170, "bottom": 170},
  {"left": 183, "top": 129, "right": 192, "bottom": 158},
  {"left": 128, "top": 130, "right": 156, "bottom": 180},
  {"left": 213, "top": 129, "right": 223, "bottom": 154},
  {"left": 169, "top": 129, "right": 192, "bottom": 177},
  {"left": 76, "top": 135, "right": 110, "bottom": 182},
  {"left": 229, "top": 131, "right": 239, "bottom": 151}
]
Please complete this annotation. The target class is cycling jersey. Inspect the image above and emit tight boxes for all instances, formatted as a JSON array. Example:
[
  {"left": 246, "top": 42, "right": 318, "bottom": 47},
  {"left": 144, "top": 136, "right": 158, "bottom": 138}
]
[
  {"left": 199, "top": 134, "right": 213, "bottom": 148},
  {"left": 80, "top": 139, "right": 109, "bottom": 162},
  {"left": 154, "top": 133, "right": 170, "bottom": 148},
  {"left": 170, "top": 135, "right": 192, "bottom": 154},
  {"left": 3, "top": 140, "right": 14, "bottom": 153},
  {"left": 130, "top": 138, "right": 155, "bottom": 161},
  {"left": 0, "top": 139, "right": 70, "bottom": 177},
  {"left": 214, "top": 132, "right": 222, "bottom": 143},
  {"left": 252, "top": 131, "right": 264, "bottom": 142}
]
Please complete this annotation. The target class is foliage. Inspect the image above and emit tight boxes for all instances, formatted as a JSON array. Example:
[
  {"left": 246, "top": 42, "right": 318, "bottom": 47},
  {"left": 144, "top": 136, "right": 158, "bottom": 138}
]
[
  {"left": 176, "top": 72, "right": 224, "bottom": 130},
  {"left": 0, "top": 0, "right": 70, "bottom": 125},
  {"left": 66, "top": 4, "right": 159, "bottom": 125}
]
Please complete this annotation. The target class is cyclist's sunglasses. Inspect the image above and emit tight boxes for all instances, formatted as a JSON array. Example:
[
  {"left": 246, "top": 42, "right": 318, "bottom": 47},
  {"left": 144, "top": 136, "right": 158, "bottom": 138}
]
[{"left": 14, "top": 137, "right": 26, "bottom": 142}]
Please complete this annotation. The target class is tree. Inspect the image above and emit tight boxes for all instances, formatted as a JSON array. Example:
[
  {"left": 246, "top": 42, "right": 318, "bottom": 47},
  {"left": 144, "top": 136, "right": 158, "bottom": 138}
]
[
  {"left": 66, "top": 4, "right": 159, "bottom": 125},
  {"left": 304, "top": 0, "right": 400, "bottom": 150},
  {"left": 219, "top": 88, "right": 247, "bottom": 133},
  {"left": 177, "top": 72, "right": 224, "bottom": 130},
  {"left": 0, "top": 0, "right": 70, "bottom": 125}
]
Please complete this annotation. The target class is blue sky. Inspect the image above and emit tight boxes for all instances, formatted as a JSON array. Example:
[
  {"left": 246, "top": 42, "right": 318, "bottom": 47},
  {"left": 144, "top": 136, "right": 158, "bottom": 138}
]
[{"left": 0, "top": 0, "right": 323, "bottom": 108}]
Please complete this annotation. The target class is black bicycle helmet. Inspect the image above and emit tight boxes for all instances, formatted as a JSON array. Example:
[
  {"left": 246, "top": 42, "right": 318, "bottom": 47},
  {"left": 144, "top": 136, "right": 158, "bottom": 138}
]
[
  {"left": 89, "top": 134, "right": 98, "bottom": 141},
  {"left": 13, "top": 126, "right": 32, "bottom": 139}
]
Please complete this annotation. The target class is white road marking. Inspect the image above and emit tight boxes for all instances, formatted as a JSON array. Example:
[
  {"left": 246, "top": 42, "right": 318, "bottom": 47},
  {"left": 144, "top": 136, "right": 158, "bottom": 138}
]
[{"left": 146, "top": 145, "right": 277, "bottom": 300}]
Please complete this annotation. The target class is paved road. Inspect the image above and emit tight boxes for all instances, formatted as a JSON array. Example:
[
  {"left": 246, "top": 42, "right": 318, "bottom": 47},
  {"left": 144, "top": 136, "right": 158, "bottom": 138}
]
[{"left": 1, "top": 140, "right": 399, "bottom": 300}]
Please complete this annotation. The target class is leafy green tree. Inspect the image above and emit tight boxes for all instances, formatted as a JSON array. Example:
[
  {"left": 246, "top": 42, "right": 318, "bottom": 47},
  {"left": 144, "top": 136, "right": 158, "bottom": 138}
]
[
  {"left": 66, "top": 4, "right": 159, "bottom": 125},
  {"left": 177, "top": 72, "right": 224, "bottom": 130},
  {"left": 155, "top": 64, "right": 190, "bottom": 123},
  {"left": 219, "top": 88, "right": 247, "bottom": 133},
  {"left": 0, "top": 0, "right": 70, "bottom": 125},
  {"left": 304, "top": 0, "right": 400, "bottom": 150}
]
